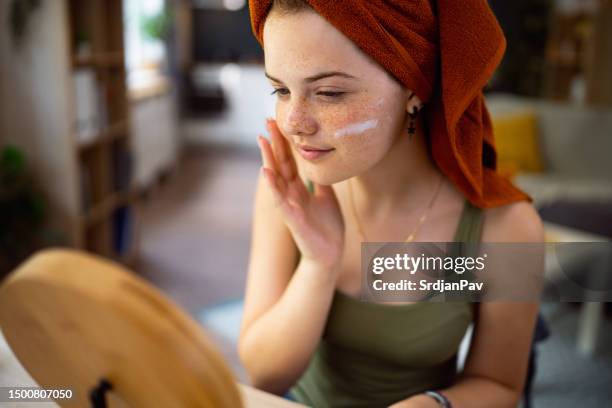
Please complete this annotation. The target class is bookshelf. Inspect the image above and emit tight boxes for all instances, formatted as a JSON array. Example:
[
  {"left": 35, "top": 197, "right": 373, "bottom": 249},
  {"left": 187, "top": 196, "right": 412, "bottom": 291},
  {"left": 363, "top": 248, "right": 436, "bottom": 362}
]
[
  {"left": 542, "top": 2, "right": 612, "bottom": 106},
  {"left": 66, "top": 0, "right": 140, "bottom": 263},
  {"left": 542, "top": 11, "right": 591, "bottom": 101}
]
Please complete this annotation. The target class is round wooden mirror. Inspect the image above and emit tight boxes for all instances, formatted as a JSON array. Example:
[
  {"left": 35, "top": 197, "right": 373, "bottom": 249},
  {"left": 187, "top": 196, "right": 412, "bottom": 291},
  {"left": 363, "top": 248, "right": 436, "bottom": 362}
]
[{"left": 0, "top": 249, "right": 243, "bottom": 407}]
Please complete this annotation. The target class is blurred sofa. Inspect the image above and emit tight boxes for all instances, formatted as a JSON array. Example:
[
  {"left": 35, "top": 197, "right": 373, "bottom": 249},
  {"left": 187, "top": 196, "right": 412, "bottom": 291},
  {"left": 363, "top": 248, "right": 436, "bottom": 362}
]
[{"left": 486, "top": 93, "right": 612, "bottom": 238}]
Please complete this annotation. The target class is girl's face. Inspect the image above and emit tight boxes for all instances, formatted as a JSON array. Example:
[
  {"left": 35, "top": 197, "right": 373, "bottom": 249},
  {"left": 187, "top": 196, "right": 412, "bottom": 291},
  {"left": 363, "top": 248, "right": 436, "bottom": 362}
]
[{"left": 263, "top": 9, "right": 411, "bottom": 185}]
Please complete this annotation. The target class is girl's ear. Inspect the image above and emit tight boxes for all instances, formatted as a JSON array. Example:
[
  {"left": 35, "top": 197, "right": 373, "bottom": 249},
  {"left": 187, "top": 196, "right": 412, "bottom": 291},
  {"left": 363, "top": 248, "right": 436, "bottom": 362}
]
[{"left": 405, "top": 91, "right": 424, "bottom": 115}]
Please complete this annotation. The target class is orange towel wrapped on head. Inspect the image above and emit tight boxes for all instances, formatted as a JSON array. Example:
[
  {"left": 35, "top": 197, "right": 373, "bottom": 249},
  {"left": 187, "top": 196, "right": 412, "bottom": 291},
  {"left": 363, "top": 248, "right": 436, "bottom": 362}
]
[{"left": 249, "top": 0, "right": 533, "bottom": 209}]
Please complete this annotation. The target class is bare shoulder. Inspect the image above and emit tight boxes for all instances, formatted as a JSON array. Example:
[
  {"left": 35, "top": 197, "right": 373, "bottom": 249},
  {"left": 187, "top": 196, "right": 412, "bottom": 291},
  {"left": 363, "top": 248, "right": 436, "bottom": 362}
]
[{"left": 481, "top": 200, "right": 545, "bottom": 243}]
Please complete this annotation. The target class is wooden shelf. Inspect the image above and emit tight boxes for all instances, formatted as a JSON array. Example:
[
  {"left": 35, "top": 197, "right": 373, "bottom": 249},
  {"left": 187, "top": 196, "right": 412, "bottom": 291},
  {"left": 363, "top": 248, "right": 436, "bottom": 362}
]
[
  {"left": 542, "top": 8, "right": 612, "bottom": 104},
  {"left": 82, "top": 187, "right": 136, "bottom": 227},
  {"left": 67, "top": 0, "right": 140, "bottom": 264},
  {"left": 78, "top": 121, "right": 128, "bottom": 151},
  {"left": 82, "top": 192, "right": 119, "bottom": 227}
]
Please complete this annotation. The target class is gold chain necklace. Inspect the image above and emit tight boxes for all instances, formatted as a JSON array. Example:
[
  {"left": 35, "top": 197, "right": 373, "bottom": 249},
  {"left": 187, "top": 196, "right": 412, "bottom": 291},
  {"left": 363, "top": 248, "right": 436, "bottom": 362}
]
[{"left": 347, "top": 174, "right": 444, "bottom": 242}]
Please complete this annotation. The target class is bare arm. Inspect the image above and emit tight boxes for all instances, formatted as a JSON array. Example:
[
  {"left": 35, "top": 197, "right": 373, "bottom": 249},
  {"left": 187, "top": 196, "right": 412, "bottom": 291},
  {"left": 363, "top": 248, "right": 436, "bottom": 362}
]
[
  {"left": 239, "top": 243, "right": 339, "bottom": 394},
  {"left": 238, "top": 119, "right": 345, "bottom": 395}
]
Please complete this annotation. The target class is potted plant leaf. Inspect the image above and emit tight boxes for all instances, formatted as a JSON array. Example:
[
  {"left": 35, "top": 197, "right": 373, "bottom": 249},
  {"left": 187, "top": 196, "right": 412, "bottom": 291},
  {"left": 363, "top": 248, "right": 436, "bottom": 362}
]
[{"left": 0, "top": 145, "right": 64, "bottom": 280}]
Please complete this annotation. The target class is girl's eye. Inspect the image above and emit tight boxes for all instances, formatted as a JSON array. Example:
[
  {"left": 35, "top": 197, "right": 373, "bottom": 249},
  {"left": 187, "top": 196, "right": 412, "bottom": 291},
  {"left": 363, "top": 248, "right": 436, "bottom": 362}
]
[
  {"left": 269, "top": 88, "right": 346, "bottom": 100},
  {"left": 270, "top": 88, "right": 289, "bottom": 96},
  {"left": 317, "top": 91, "right": 345, "bottom": 98}
]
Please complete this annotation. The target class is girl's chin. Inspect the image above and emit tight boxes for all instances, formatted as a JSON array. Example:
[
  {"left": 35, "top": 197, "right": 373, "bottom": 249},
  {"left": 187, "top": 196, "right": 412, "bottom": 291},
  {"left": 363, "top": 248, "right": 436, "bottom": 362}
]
[
  {"left": 302, "top": 170, "right": 346, "bottom": 186},
  {"left": 301, "top": 158, "right": 372, "bottom": 186}
]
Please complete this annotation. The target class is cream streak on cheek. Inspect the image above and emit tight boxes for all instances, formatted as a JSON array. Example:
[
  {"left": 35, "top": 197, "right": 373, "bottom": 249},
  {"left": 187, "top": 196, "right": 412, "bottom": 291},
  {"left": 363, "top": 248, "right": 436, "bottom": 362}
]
[{"left": 333, "top": 119, "right": 378, "bottom": 138}]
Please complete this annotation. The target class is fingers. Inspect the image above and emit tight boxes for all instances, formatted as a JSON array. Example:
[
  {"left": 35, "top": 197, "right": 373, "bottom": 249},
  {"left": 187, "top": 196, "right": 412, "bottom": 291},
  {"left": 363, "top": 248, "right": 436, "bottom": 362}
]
[
  {"left": 257, "top": 135, "right": 278, "bottom": 172},
  {"left": 267, "top": 118, "right": 310, "bottom": 202},
  {"left": 261, "top": 167, "right": 286, "bottom": 205},
  {"left": 261, "top": 167, "right": 286, "bottom": 215},
  {"left": 266, "top": 118, "right": 299, "bottom": 181},
  {"left": 266, "top": 118, "right": 287, "bottom": 163},
  {"left": 262, "top": 167, "right": 307, "bottom": 226},
  {"left": 313, "top": 182, "right": 333, "bottom": 198},
  {"left": 258, "top": 134, "right": 289, "bottom": 192},
  {"left": 259, "top": 118, "right": 315, "bottom": 210},
  {"left": 313, "top": 182, "right": 340, "bottom": 206}
]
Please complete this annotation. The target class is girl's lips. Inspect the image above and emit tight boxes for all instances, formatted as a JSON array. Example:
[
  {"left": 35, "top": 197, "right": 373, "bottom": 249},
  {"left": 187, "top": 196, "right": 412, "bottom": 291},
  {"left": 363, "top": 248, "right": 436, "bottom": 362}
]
[{"left": 297, "top": 146, "right": 335, "bottom": 161}]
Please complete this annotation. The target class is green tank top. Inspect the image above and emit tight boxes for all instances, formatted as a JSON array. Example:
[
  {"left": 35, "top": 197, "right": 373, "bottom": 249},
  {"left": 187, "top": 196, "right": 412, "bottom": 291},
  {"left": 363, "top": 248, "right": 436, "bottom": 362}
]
[{"left": 289, "top": 197, "right": 485, "bottom": 407}]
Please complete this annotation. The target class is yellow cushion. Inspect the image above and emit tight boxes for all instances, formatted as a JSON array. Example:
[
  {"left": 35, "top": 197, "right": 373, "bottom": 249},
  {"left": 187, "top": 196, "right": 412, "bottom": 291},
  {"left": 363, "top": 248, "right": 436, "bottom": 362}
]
[{"left": 492, "top": 110, "right": 544, "bottom": 175}]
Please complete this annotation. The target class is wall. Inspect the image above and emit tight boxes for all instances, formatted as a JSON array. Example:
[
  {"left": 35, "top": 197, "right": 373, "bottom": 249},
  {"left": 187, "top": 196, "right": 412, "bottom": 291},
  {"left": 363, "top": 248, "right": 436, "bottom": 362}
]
[
  {"left": 192, "top": 6, "right": 263, "bottom": 62},
  {"left": 182, "top": 63, "right": 275, "bottom": 147},
  {"left": 0, "top": 0, "right": 80, "bottom": 245},
  {"left": 131, "top": 89, "right": 180, "bottom": 189}
]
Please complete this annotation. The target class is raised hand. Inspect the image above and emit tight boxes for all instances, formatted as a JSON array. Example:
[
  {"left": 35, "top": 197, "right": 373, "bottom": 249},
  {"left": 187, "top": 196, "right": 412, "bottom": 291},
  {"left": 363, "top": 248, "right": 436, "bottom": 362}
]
[{"left": 258, "top": 118, "right": 345, "bottom": 269}]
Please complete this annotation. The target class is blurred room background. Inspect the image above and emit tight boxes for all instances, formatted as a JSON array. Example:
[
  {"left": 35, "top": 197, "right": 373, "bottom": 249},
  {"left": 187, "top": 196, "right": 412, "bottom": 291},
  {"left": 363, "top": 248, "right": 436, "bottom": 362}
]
[{"left": 1, "top": 0, "right": 611, "bottom": 406}]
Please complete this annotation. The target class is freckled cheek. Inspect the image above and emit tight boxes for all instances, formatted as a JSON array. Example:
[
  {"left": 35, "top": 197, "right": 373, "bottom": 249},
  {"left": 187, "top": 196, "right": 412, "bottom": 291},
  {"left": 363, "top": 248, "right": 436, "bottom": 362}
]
[
  {"left": 323, "top": 120, "right": 353, "bottom": 141},
  {"left": 323, "top": 107, "right": 373, "bottom": 137},
  {"left": 276, "top": 101, "right": 386, "bottom": 144},
  {"left": 333, "top": 118, "right": 396, "bottom": 162},
  {"left": 338, "top": 131, "right": 379, "bottom": 155}
]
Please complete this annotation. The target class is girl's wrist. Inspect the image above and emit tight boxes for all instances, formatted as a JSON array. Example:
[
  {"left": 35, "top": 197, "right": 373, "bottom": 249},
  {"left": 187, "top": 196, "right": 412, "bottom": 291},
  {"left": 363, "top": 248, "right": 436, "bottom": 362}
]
[
  {"left": 392, "top": 393, "right": 445, "bottom": 408},
  {"left": 298, "top": 256, "right": 342, "bottom": 281},
  {"left": 300, "top": 254, "right": 342, "bottom": 273}
]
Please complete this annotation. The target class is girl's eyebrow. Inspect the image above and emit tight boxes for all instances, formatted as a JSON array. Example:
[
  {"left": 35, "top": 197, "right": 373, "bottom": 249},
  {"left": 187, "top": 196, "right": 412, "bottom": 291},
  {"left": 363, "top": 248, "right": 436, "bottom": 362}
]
[{"left": 265, "top": 71, "right": 358, "bottom": 84}]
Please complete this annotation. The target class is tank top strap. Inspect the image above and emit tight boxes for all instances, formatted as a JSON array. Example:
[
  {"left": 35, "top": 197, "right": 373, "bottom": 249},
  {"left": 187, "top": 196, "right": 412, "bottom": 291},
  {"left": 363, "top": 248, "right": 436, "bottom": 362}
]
[{"left": 452, "top": 199, "right": 485, "bottom": 243}]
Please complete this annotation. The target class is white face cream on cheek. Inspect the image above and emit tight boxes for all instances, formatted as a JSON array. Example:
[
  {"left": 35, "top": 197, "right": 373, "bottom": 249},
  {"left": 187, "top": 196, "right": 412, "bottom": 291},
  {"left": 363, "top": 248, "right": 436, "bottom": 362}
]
[{"left": 334, "top": 119, "right": 379, "bottom": 138}]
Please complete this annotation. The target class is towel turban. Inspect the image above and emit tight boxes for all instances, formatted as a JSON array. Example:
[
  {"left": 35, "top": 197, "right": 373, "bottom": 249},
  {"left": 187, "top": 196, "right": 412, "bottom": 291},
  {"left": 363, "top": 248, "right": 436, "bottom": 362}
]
[{"left": 249, "top": 0, "right": 533, "bottom": 208}]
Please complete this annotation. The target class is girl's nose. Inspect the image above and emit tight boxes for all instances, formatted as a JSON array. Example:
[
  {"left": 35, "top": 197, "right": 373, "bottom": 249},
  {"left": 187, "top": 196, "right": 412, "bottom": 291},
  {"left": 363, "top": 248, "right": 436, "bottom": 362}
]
[{"left": 282, "top": 99, "right": 317, "bottom": 136}]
